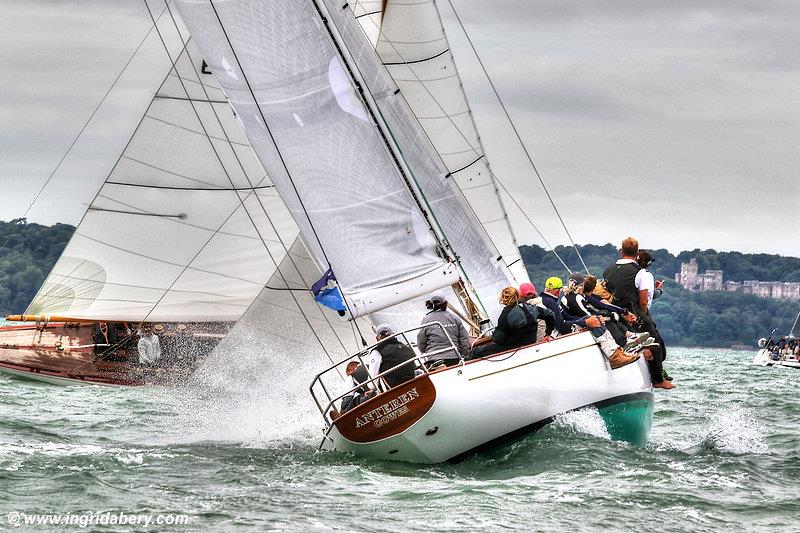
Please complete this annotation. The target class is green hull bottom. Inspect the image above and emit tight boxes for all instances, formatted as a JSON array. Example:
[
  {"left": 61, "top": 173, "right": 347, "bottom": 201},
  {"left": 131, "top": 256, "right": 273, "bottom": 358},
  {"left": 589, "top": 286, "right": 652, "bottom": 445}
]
[{"left": 598, "top": 396, "right": 654, "bottom": 447}]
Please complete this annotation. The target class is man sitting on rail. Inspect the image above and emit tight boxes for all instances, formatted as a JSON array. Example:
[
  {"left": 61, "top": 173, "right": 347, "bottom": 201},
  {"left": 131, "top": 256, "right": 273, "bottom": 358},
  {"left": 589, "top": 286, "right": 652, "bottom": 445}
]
[
  {"left": 340, "top": 361, "right": 371, "bottom": 413},
  {"left": 541, "top": 276, "right": 640, "bottom": 370},
  {"left": 368, "top": 324, "right": 417, "bottom": 389}
]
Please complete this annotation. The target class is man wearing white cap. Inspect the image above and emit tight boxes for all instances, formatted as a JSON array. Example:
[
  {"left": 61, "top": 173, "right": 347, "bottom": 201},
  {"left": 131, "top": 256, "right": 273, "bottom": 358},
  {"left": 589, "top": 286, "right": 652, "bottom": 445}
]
[
  {"left": 367, "top": 323, "right": 417, "bottom": 388},
  {"left": 416, "top": 290, "right": 470, "bottom": 367}
]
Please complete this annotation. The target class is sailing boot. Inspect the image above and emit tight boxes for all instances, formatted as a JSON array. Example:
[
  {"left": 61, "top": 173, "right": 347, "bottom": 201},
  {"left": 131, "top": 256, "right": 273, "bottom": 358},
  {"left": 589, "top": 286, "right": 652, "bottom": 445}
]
[
  {"left": 608, "top": 348, "right": 640, "bottom": 369},
  {"left": 624, "top": 332, "right": 650, "bottom": 350},
  {"left": 662, "top": 369, "right": 674, "bottom": 382}
]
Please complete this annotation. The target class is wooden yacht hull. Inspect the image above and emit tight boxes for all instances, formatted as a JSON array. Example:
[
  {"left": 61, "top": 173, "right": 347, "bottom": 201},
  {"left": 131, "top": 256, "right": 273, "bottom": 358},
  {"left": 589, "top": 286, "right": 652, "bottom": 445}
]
[
  {"left": 0, "top": 322, "right": 228, "bottom": 386},
  {"left": 320, "top": 331, "right": 653, "bottom": 463}
]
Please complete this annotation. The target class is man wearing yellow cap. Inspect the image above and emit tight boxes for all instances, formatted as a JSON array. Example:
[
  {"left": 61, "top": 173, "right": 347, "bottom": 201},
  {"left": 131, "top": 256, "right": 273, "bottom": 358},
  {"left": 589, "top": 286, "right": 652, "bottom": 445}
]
[{"left": 541, "top": 276, "right": 639, "bottom": 369}]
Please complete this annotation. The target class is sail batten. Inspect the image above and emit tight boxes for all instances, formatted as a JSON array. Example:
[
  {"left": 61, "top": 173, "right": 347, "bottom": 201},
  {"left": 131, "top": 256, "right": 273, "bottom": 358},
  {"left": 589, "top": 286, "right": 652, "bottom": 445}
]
[{"left": 27, "top": 40, "right": 301, "bottom": 322}]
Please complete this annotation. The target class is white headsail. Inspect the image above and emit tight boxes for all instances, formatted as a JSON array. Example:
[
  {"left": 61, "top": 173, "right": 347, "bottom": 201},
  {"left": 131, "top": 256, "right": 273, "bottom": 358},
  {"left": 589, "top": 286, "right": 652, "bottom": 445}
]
[
  {"left": 174, "top": 1, "right": 463, "bottom": 320},
  {"left": 364, "top": 0, "right": 528, "bottom": 286},
  {"left": 26, "top": 42, "right": 301, "bottom": 322}
]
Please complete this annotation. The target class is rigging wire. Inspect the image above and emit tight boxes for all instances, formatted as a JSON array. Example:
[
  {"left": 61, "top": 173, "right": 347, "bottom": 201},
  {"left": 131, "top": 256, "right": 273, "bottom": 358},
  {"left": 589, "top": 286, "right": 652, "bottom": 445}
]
[
  {"left": 354, "top": 4, "right": 573, "bottom": 275},
  {"left": 21, "top": 4, "right": 184, "bottom": 312},
  {"left": 0, "top": 3, "right": 170, "bottom": 262},
  {"left": 444, "top": 0, "right": 590, "bottom": 275}
]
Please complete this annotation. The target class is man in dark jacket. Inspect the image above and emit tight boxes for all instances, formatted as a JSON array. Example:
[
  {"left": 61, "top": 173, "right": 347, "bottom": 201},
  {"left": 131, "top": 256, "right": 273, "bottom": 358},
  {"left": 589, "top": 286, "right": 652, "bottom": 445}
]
[
  {"left": 603, "top": 237, "right": 674, "bottom": 389},
  {"left": 368, "top": 324, "right": 417, "bottom": 388}
]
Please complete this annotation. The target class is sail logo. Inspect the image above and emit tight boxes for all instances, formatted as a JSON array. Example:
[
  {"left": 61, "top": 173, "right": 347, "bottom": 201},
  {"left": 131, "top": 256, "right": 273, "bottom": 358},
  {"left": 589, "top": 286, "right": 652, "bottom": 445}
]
[{"left": 354, "top": 388, "right": 420, "bottom": 429}]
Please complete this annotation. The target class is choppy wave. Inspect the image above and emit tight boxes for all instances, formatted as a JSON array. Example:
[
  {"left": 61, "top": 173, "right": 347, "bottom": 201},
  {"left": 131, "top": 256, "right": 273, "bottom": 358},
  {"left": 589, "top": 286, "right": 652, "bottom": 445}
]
[{"left": 2, "top": 347, "right": 798, "bottom": 531}]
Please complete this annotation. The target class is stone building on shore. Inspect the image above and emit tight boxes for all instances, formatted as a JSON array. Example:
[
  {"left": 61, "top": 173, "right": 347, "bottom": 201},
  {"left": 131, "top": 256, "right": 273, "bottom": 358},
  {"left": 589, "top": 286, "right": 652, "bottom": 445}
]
[{"left": 676, "top": 258, "right": 800, "bottom": 300}]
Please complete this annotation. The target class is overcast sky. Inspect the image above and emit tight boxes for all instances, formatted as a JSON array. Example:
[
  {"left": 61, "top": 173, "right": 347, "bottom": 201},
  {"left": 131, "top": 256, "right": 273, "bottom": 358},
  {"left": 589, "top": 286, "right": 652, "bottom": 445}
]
[{"left": 1, "top": 0, "right": 798, "bottom": 256}]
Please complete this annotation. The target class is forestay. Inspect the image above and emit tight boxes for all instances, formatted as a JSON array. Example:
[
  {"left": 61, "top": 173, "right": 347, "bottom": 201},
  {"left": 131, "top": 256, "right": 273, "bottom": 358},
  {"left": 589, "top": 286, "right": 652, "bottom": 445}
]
[
  {"left": 27, "top": 41, "right": 300, "bottom": 322},
  {"left": 174, "top": 1, "right": 460, "bottom": 319},
  {"left": 364, "top": 0, "right": 528, "bottom": 286}
]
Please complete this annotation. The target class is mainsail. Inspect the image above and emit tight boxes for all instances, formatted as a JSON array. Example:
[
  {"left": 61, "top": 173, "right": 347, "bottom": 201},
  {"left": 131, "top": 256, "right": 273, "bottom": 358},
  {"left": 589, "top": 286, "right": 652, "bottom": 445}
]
[
  {"left": 26, "top": 41, "right": 300, "bottom": 322},
  {"left": 319, "top": 0, "right": 524, "bottom": 320},
  {"left": 791, "top": 311, "right": 800, "bottom": 339}
]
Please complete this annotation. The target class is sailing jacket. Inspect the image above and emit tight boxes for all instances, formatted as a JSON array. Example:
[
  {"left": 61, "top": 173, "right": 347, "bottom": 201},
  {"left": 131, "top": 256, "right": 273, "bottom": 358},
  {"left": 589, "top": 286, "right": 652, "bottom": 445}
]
[
  {"left": 492, "top": 302, "right": 554, "bottom": 347},
  {"left": 541, "top": 292, "right": 588, "bottom": 335},
  {"left": 417, "top": 309, "right": 470, "bottom": 360},
  {"left": 375, "top": 337, "right": 417, "bottom": 388}
]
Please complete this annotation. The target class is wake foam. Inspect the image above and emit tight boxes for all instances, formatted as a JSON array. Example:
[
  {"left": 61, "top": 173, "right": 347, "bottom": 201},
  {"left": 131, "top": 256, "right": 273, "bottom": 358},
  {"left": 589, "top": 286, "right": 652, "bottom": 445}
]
[
  {"left": 553, "top": 408, "right": 611, "bottom": 440},
  {"left": 141, "top": 314, "right": 347, "bottom": 450},
  {"left": 700, "top": 407, "right": 767, "bottom": 455}
]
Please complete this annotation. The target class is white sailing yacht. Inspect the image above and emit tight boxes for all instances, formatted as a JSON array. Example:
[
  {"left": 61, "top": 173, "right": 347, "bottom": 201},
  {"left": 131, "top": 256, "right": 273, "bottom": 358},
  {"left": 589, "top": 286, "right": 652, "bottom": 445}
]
[
  {"left": 173, "top": 0, "right": 654, "bottom": 463},
  {"left": 753, "top": 311, "right": 800, "bottom": 369}
]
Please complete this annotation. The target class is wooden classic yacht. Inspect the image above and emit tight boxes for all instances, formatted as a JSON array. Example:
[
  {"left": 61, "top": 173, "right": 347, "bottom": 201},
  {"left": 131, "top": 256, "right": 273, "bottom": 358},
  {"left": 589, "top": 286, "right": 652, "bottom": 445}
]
[{"left": 0, "top": 317, "right": 229, "bottom": 386}]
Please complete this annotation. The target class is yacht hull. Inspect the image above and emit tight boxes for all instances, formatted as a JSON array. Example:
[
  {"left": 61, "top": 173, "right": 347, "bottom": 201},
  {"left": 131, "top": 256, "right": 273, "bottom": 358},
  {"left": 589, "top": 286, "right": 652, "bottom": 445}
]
[
  {"left": 320, "top": 331, "right": 653, "bottom": 463},
  {"left": 0, "top": 322, "right": 228, "bottom": 386},
  {"left": 752, "top": 348, "right": 800, "bottom": 369}
]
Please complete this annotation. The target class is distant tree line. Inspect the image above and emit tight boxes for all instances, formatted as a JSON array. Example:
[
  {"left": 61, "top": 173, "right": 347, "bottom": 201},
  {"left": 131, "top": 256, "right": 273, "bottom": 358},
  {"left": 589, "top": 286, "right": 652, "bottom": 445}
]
[
  {"left": 0, "top": 220, "right": 797, "bottom": 347},
  {"left": 521, "top": 243, "right": 800, "bottom": 348},
  {"left": 0, "top": 219, "right": 75, "bottom": 314}
]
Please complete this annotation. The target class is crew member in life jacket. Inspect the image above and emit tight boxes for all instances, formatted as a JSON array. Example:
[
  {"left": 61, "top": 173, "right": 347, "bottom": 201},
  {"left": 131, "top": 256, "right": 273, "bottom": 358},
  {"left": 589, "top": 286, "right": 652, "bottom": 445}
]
[
  {"left": 368, "top": 324, "right": 417, "bottom": 389},
  {"left": 542, "top": 276, "right": 640, "bottom": 370},
  {"left": 470, "top": 286, "right": 554, "bottom": 359},
  {"left": 562, "top": 273, "right": 651, "bottom": 352},
  {"left": 603, "top": 237, "right": 675, "bottom": 389},
  {"left": 92, "top": 322, "right": 119, "bottom": 356},
  {"left": 417, "top": 290, "right": 470, "bottom": 368}
]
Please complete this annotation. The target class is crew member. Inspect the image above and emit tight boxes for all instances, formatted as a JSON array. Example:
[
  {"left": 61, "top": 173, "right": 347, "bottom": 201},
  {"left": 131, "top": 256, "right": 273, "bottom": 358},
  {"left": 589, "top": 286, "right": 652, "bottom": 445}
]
[
  {"left": 603, "top": 237, "right": 674, "bottom": 388},
  {"left": 368, "top": 324, "right": 417, "bottom": 389},
  {"left": 417, "top": 290, "right": 470, "bottom": 367},
  {"left": 137, "top": 324, "right": 162, "bottom": 366}
]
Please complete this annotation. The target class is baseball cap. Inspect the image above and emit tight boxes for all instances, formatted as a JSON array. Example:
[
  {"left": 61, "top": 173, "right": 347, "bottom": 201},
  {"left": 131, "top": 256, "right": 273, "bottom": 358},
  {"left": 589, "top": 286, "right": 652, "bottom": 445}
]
[
  {"left": 429, "top": 290, "right": 447, "bottom": 304},
  {"left": 545, "top": 277, "right": 563, "bottom": 290},
  {"left": 375, "top": 323, "right": 394, "bottom": 337},
  {"left": 519, "top": 282, "right": 537, "bottom": 298},
  {"left": 568, "top": 272, "right": 586, "bottom": 285}
]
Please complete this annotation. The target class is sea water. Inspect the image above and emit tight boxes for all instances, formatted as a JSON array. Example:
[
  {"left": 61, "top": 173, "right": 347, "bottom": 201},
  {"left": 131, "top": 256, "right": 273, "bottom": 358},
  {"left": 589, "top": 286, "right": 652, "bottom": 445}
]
[{"left": 1, "top": 347, "right": 798, "bottom": 532}]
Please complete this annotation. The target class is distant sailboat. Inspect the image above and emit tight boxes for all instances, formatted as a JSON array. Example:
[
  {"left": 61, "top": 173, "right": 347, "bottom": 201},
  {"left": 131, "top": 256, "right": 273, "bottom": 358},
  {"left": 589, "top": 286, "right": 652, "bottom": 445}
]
[
  {"left": 0, "top": 36, "right": 305, "bottom": 386},
  {"left": 753, "top": 311, "right": 800, "bottom": 369},
  {"left": 173, "top": 0, "right": 654, "bottom": 463}
]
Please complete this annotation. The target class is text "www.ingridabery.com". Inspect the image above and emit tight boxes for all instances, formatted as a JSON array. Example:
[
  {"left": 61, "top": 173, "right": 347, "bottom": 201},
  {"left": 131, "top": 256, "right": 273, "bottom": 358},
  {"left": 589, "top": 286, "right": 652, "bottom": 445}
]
[{"left": 5, "top": 511, "right": 190, "bottom": 528}]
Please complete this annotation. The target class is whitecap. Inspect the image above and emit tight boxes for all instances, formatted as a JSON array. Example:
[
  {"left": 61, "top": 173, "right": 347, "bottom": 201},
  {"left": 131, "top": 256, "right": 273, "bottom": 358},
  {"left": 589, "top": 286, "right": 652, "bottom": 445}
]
[{"left": 553, "top": 407, "right": 612, "bottom": 440}]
